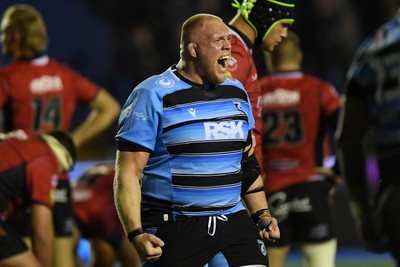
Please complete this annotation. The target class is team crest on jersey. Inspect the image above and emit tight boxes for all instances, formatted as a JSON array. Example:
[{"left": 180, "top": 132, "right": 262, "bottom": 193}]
[
  {"left": 257, "top": 239, "right": 267, "bottom": 256},
  {"left": 233, "top": 101, "right": 244, "bottom": 112},
  {"left": 156, "top": 77, "right": 175, "bottom": 88}
]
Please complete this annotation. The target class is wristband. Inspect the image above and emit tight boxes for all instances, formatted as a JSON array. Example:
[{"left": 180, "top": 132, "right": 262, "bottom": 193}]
[
  {"left": 250, "top": 208, "right": 271, "bottom": 224},
  {"left": 127, "top": 227, "right": 144, "bottom": 242}
]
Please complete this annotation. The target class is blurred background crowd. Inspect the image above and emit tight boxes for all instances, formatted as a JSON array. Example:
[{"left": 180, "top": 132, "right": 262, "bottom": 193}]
[
  {"left": 0, "top": 0, "right": 398, "bottom": 161},
  {"left": 0, "top": 0, "right": 398, "bottom": 253}
]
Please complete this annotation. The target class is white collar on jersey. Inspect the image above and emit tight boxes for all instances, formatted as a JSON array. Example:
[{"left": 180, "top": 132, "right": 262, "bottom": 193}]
[{"left": 31, "top": 55, "right": 49, "bottom": 66}]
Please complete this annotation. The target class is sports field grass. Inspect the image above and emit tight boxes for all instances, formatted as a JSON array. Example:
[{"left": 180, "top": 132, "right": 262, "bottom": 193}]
[{"left": 286, "top": 247, "right": 394, "bottom": 267}]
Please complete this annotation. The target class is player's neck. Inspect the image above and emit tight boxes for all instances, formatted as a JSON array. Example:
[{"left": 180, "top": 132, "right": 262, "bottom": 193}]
[
  {"left": 229, "top": 14, "right": 255, "bottom": 44},
  {"left": 274, "top": 63, "right": 300, "bottom": 72}
]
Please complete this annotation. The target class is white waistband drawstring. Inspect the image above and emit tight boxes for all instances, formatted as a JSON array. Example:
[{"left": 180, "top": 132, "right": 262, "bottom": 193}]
[{"left": 207, "top": 215, "right": 228, "bottom": 236}]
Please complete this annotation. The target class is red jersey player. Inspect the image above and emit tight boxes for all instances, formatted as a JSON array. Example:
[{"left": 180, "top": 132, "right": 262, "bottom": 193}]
[
  {"left": 72, "top": 163, "right": 139, "bottom": 267},
  {"left": 259, "top": 31, "right": 341, "bottom": 267},
  {"left": 0, "top": 5, "right": 120, "bottom": 267},
  {"left": 0, "top": 5, "right": 120, "bottom": 148},
  {"left": 228, "top": 0, "right": 295, "bottom": 163},
  {"left": 0, "top": 130, "right": 75, "bottom": 267}
]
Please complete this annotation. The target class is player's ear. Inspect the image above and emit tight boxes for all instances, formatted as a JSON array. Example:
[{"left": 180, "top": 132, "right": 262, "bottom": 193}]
[{"left": 188, "top": 42, "right": 198, "bottom": 58}]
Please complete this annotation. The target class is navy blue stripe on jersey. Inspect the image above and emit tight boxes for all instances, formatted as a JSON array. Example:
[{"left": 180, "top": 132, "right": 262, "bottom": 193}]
[
  {"left": 172, "top": 184, "right": 241, "bottom": 214},
  {"left": 173, "top": 172, "right": 242, "bottom": 187},
  {"left": 163, "top": 82, "right": 249, "bottom": 106},
  {"left": 167, "top": 141, "right": 244, "bottom": 155},
  {"left": 116, "top": 66, "right": 253, "bottom": 220},
  {"left": 163, "top": 94, "right": 250, "bottom": 132}
]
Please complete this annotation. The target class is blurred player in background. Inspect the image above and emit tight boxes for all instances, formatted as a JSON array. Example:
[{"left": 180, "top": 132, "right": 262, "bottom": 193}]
[
  {"left": 0, "top": 130, "right": 75, "bottom": 267},
  {"left": 0, "top": 4, "right": 120, "bottom": 267},
  {"left": 227, "top": 0, "right": 295, "bottom": 164},
  {"left": 259, "top": 31, "right": 341, "bottom": 267},
  {"left": 72, "top": 163, "right": 139, "bottom": 267},
  {"left": 337, "top": 4, "right": 400, "bottom": 266}
]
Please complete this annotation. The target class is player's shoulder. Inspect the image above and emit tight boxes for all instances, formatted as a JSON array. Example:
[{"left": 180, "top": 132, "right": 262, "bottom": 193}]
[
  {"left": 223, "top": 75, "right": 245, "bottom": 90},
  {"left": 0, "top": 60, "right": 22, "bottom": 74},
  {"left": 133, "top": 67, "right": 189, "bottom": 96},
  {"left": 229, "top": 27, "right": 250, "bottom": 51},
  {"left": 134, "top": 68, "right": 245, "bottom": 95}
]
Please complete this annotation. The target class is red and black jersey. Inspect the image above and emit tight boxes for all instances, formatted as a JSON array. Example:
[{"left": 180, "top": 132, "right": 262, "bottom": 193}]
[
  {"left": 0, "top": 135, "right": 59, "bottom": 220},
  {"left": 0, "top": 56, "right": 99, "bottom": 133},
  {"left": 228, "top": 27, "right": 263, "bottom": 163},
  {"left": 72, "top": 163, "right": 123, "bottom": 240},
  {"left": 259, "top": 71, "right": 340, "bottom": 194}
]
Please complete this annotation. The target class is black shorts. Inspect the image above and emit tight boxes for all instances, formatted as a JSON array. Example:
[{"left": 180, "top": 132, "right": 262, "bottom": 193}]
[
  {"left": 267, "top": 180, "right": 336, "bottom": 246},
  {"left": 0, "top": 220, "right": 28, "bottom": 260},
  {"left": 142, "top": 210, "right": 269, "bottom": 267},
  {"left": 6, "top": 179, "right": 74, "bottom": 237},
  {"left": 53, "top": 179, "right": 74, "bottom": 236}
]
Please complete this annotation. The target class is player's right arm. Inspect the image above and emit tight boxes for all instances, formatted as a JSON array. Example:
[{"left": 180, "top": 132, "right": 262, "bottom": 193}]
[{"left": 113, "top": 150, "right": 164, "bottom": 261}]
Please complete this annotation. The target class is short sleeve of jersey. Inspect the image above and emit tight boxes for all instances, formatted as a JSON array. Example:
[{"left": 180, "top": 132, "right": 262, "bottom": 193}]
[
  {"left": 116, "top": 85, "right": 162, "bottom": 151},
  {"left": 228, "top": 36, "right": 252, "bottom": 83},
  {"left": 25, "top": 157, "right": 58, "bottom": 207}
]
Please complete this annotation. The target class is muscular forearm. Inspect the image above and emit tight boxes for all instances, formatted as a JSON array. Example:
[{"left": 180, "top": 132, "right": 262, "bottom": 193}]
[
  {"left": 241, "top": 175, "right": 269, "bottom": 214},
  {"left": 114, "top": 151, "right": 147, "bottom": 234},
  {"left": 114, "top": 173, "right": 143, "bottom": 233},
  {"left": 31, "top": 235, "right": 53, "bottom": 267},
  {"left": 31, "top": 205, "right": 54, "bottom": 267}
]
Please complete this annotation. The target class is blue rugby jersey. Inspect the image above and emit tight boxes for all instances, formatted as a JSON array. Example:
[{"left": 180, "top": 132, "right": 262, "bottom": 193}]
[
  {"left": 345, "top": 11, "right": 400, "bottom": 182},
  {"left": 116, "top": 66, "right": 254, "bottom": 225}
]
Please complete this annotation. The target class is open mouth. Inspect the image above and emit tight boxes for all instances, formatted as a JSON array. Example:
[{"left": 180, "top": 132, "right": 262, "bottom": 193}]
[{"left": 217, "top": 55, "right": 230, "bottom": 72}]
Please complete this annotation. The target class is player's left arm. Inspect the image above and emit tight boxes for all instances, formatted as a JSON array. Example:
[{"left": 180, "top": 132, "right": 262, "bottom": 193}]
[
  {"left": 240, "top": 131, "right": 280, "bottom": 242},
  {"left": 71, "top": 88, "right": 121, "bottom": 148}
]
